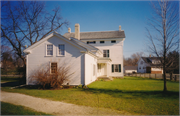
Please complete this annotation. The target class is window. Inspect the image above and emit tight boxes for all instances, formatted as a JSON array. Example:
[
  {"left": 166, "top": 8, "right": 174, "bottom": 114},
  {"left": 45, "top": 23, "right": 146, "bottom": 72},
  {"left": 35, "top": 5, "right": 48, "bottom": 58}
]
[
  {"left": 103, "top": 50, "right": 109, "bottom": 57},
  {"left": 139, "top": 67, "right": 141, "bottom": 69},
  {"left": 111, "top": 40, "right": 116, "bottom": 43},
  {"left": 112, "top": 64, "right": 121, "bottom": 72},
  {"left": 100, "top": 41, "right": 104, "bottom": 43},
  {"left": 58, "top": 44, "right": 65, "bottom": 56},
  {"left": 143, "top": 67, "right": 145, "bottom": 69},
  {"left": 87, "top": 41, "right": 96, "bottom": 44},
  {"left": 141, "top": 61, "right": 143, "bottom": 64},
  {"left": 51, "top": 62, "right": 57, "bottom": 73},
  {"left": 93, "top": 64, "right": 95, "bottom": 76},
  {"left": 47, "top": 44, "right": 53, "bottom": 56},
  {"left": 98, "top": 64, "right": 101, "bottom": 72}
]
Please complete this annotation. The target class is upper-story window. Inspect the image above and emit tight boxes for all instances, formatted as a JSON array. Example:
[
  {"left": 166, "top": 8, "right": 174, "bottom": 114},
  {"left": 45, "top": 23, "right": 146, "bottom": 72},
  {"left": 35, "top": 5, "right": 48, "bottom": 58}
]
[
  {"left": 58, "top": 44, "right": 65, "bottom": 56},
  {"left": 47, "top": 44, "right": 53, "bottom": 56},
  {"left": 103, "top": 50, "right": 109, "bottom": 57},
  {"left": 100, "top": 41, "right": 104, "bottom": 44},
  {"left": 111, "top": 40, "right": 116, "bottom": 43},
  {"left": 141, "top": 61, "right": 143, "bottom": 64},
  {"left": 87, "top": 41, "right": 96, "bottom": 44},
  {"left": 152, "top": 60, "right": 161, "bottom": 64}
]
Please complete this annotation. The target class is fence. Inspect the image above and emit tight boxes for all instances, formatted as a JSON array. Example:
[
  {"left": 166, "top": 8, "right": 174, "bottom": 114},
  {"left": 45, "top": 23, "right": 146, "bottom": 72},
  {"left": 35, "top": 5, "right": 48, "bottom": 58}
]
[{"left": 124, "top": 73, "right": 179, "bottom": 81}]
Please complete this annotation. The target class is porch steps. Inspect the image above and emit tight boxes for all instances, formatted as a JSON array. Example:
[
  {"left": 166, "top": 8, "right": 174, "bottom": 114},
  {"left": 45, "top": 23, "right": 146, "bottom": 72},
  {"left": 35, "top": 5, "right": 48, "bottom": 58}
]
[{"left": 97, "top": 76, "right": 113, "bottom": 81}]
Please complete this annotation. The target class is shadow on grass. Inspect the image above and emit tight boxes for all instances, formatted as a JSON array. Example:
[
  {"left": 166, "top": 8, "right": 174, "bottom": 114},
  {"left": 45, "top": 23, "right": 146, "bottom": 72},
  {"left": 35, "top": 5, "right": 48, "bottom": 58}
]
[
  {"left": 1, "top": 81, "right": 21, "bottom": 87},
  {"left": 80, "top": 88, "right": 179, "bottom": 99}
]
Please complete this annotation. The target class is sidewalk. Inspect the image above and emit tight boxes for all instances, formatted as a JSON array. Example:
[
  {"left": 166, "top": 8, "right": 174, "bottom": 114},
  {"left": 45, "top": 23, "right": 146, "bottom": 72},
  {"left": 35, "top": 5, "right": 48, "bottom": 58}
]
[{"left": 1, "top": 91, "right": 132, "bottom": 115}]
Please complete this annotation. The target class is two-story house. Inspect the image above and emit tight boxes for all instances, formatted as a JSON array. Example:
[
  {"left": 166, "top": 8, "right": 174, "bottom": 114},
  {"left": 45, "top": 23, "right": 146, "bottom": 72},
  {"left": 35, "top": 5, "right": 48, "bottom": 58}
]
[
  {"left": 137, "top": 56, "right": 163, "bottom": 74},
  {"left": 24, "top": 24, "right": 125, "bottom": 85}
]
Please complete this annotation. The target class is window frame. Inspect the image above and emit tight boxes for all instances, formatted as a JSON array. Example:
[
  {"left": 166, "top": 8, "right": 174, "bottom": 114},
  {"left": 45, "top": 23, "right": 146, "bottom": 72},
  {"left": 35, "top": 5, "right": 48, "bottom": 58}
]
[
  {"left": 46, "top": 44, "right": 53, "bottom": 56},
  {"left": 57, "top": 44, "right": 65, "bottom": 56},
  {"left": 103, "top": 50, "right": 109, "bottom": 57},
  {"left": 111, "top": 40, "right": 116, "bottom": 43},
  {"left": 112, "top": 64, "right": 121, "bottom": 73},
  {"left": 87, "top": 41, "right": 96, "bottom": 44},
  {"left": 100, "top": 41, "right": 105, "bottom": 44},
  {"left": 50, "top": 62, "right": 57, "bottom": 74}
]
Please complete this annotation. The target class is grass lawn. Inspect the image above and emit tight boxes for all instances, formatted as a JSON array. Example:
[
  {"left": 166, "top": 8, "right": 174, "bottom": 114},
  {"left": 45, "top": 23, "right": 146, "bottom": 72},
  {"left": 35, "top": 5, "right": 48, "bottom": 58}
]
[
  {"left": 1, "top": 102, "right": 50, "bottom": 115},
  {"left": 1, "top": 76, "right": 179, "bottom": 115}
]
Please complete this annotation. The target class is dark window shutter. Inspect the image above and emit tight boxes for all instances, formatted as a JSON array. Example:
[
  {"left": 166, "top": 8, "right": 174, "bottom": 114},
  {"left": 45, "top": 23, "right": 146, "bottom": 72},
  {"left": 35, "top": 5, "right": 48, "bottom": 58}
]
[
  {"left": 112, "top": 64, "right": 114, "bottom": 72},
  {"left": 119, "top": 64, "right": 121, "bottom": 72},
  {"left": 107, "top": 50, "right": 109, "bottom": 57}
]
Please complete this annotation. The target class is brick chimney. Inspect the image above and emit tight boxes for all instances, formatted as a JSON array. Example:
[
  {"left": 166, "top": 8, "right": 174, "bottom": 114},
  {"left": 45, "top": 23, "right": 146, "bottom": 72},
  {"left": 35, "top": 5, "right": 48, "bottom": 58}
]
[
  {"left": 149, "top": 54, "right": 151, "bottom": 57},
  {"left": 68, "top": 27, "right": 71, "bottom": 33},
  {"left": 119, "top": 25, "right": 121, "bottom": 31},
  {"left": 75, "top": 23, "right": 80, "bottom": 40}
]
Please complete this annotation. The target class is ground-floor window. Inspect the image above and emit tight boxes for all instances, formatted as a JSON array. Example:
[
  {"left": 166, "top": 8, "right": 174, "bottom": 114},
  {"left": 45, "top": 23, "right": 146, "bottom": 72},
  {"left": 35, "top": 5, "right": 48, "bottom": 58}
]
[
  {"left": 93, "top": 64, "right": 96, "bottom": 76},
  {"left": 97, "top": 64, "right": 101, "bottom": 72},
  {"left": 112, "top": 64, "right": 121, "bottom": 72},
  {"left": 51, "top": 62, "right": 57, "bottom": 73}
]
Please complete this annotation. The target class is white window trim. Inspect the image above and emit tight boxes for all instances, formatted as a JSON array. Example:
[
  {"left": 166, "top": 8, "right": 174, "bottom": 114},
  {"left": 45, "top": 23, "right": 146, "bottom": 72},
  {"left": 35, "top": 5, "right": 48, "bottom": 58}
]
[
  {"left": 56, "top": 44, "right": 65, "bottom": 57},
  {"left": 114, "top": 64, "right": 120, "bottom": 73},
  {"left": 50, "top": 62, "right": 58, "bottom": 74},
  {"left": 103, "top": 49, "right": 109, "bottom": 58},
  {"left": 46, "top": 44, "right": 53, "bottom": 56}
]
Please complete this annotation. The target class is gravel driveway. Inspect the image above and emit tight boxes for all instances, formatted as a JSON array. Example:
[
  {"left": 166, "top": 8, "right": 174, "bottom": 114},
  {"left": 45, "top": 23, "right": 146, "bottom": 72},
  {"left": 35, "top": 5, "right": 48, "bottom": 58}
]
[{"left": 1, "top": 91, "right": 132, "bottom": 115}]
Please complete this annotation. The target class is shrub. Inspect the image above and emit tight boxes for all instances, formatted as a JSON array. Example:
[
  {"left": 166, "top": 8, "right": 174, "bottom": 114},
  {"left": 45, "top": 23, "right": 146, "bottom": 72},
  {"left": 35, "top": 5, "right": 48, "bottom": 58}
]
[{"left": 29, "top": 64, "right": 73, "bottom": 89}]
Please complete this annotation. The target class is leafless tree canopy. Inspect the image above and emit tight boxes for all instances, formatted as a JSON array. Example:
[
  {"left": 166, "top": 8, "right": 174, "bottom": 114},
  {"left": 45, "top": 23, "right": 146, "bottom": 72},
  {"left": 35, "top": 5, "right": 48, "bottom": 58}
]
[
  {"left": 124, "top": 52, "right": 143, "bottom": 66},
  {"left": 1, "top": 1, "right": 69, "bottom": 65},
  {"left": 146, "top": 0, "right": 179, "bottom": 91}
]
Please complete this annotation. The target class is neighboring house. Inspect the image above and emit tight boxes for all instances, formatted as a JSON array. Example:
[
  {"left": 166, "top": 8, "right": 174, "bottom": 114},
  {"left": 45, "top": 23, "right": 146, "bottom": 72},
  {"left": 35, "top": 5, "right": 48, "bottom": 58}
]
[
  {"left": 24, "top": 24, "right": 125, "bottom": 85},
  {"left": 124, "top": 66, "right": 137, "bottom": 73},
  {"left": 137, "top": 57, "right": 163, "bottom": 74}
]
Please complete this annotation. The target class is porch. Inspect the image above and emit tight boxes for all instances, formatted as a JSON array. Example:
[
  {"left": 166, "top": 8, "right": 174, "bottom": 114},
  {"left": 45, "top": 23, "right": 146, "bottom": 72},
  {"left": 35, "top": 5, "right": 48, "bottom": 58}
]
[{"left": 97, "top": 57, "right": 112, "bottom": 80}]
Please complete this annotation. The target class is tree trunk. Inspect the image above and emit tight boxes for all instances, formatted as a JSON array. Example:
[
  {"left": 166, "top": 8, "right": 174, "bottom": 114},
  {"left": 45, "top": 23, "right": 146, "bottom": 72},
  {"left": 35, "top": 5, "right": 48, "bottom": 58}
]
[{"left": 163, "top": 63, "right": 167, "bottom": 92}]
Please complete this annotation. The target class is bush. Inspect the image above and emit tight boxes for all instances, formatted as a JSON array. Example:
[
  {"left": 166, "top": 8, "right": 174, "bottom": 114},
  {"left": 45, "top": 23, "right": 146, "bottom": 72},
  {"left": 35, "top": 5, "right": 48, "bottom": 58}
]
[{"left": 29, "top": 65, "right": 73, "bottom": 89}]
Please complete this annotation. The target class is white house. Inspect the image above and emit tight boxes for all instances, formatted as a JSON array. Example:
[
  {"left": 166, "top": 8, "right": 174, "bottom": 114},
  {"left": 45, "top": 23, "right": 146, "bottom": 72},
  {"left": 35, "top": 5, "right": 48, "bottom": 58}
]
[
  {"left": 24, "top": 24, "right": 125, "bottom": 85},
  {"left": 137, "top": 57, "right": 163, "bottom": 74},
  {"left": 124, "top": 66, "right": 137, "bottom": 73}
]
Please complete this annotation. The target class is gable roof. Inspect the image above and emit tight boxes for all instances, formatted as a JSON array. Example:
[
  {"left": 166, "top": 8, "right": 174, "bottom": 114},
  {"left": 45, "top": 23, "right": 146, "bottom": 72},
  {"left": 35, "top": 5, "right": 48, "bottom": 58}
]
[
  {"left": 23, "top": 32, "right": 87, "bottom": 54},
  {"left": 70, "top": 37, "right": 102, "bottom": 56},
  {"left": 63, "top": 30, "right": 125, "bottom": 40},
  {"left": 124, "top": 66, "right": 137, "bottom": 70},
  {"left": 141, "top": 57, "right": 162, "bottom": 67}
]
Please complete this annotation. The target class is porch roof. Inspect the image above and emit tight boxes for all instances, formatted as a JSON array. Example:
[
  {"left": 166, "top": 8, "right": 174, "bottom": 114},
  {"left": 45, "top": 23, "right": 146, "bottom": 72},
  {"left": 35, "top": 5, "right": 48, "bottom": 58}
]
[{"left": 97, "top": 57, "right": 111, "bottom": 63}]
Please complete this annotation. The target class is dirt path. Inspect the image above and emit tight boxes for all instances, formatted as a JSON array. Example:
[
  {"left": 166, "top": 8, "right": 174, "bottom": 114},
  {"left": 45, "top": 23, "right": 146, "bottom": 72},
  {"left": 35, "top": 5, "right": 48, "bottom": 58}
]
[{"left": 1, "top": 91, "right": 132, "bottom": 115}]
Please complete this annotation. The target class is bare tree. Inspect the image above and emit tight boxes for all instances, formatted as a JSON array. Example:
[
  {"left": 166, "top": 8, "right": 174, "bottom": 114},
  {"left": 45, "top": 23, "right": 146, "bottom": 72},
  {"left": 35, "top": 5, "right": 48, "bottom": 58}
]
[
  {"left": 124, "top": 52, "right": 143, "bottom": 66},
  {"left": 146, "top": 0, "right": 179, "bottom": 92},
  {"left": 1, "top": 1, "right": 69, "bottom": 66},
  {"left": 1, "top": 45, "right": 14, "bottom": 73},
  {"left": 166, "top": 51, "right": 179, "bottom": 80}
]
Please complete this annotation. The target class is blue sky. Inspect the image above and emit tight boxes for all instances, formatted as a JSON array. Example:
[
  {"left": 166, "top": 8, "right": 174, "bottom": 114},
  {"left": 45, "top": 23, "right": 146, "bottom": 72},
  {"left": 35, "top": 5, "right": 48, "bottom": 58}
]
[{"left": 46, "top": 1, "right": 153, "bottom": 58}]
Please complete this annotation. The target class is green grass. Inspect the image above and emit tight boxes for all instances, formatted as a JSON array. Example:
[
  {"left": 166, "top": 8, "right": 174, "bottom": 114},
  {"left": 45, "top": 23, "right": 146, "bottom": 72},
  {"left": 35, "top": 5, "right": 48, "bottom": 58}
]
[
  {"left": 1, "top": 102, "right": 50, "bottom": 115},
  {"left": 1, "top": 76, "right": 179, "bottom": 115}
]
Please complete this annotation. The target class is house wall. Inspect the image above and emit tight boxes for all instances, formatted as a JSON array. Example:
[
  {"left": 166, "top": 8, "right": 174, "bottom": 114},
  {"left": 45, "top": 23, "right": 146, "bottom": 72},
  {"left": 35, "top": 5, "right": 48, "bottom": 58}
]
[
  {"left": 27, "top": 36, "right": 84, "bottom": 85},
  {"left": 84, "top": 53, "right": 97, "bottom": 85},
  {"left": 82, "top": 38, "right": 124, "bottom": 77},
  {"left": 151, "top": 68, "right": 163, "bottom": 74},
  {"left": 125, "top": 70, "right": 137, "bottom": 73},
  {"left": 137, "top": 58, "right": 148, "bottom": 73}
]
